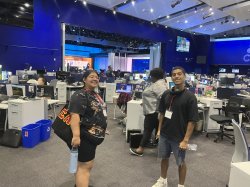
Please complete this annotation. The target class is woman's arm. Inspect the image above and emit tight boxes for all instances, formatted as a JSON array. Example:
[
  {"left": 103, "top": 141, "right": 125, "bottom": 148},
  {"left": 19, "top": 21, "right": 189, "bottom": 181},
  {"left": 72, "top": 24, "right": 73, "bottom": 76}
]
[{"left": 70, "top": 113, "right": 81, "bottom": 147}]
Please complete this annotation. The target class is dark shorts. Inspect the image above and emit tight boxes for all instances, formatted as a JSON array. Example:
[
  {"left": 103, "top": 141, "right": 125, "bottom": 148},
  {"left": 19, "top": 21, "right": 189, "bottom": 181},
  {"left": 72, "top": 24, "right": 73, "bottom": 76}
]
[
  {"left": 78, "top": 138, "right": 97, "bottom": 162},
  {"left": 158, "top": 135, "right": 186, "bottom": 166}
]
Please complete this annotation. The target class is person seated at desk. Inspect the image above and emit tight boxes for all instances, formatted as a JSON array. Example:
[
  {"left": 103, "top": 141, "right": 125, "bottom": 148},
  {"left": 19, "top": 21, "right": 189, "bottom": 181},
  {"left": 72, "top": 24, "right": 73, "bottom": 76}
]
[
  {"left": 136, "top": 75, "right": 145, "bottom": 84},
  {"left": 37, "top": 76, "right": 47, "bottom": 86}
]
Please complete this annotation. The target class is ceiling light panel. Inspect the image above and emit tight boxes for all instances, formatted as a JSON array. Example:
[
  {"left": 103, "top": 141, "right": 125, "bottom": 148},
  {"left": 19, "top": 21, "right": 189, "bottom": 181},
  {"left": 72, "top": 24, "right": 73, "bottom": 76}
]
[
  {"left": 117, "top": 0, "right": 201, "bottom": 21},
  {"left": 87, "top": 0, "right": 125, "bottom": 9},
  {"left": 201, "top": 0, "right": 244, "bottom": 9},
  {"left": 223, "top": 3, "right": 250, "bottom": 20},
  {"left": 191, "top": 19, "right": 250, "bottom": 35},
  {"left": 160, "top": 7, "right": 226, "bottom": 30}
]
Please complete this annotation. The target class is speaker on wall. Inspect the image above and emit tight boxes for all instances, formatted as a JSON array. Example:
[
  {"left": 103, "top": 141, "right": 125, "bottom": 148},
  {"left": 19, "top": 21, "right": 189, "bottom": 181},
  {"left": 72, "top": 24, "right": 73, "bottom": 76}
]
[{"left": 196, "top": 56, "right": 207, "bottom": 64}]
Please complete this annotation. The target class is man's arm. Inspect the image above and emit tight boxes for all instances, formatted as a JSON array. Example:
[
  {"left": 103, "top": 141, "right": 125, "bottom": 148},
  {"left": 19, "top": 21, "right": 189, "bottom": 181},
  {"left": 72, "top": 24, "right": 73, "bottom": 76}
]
[
  {"left": 156, "top": 113, "right": 164, "bottom": 139},
  {"left": 179, "top": 121, "right": 196, "bottom": 150}
]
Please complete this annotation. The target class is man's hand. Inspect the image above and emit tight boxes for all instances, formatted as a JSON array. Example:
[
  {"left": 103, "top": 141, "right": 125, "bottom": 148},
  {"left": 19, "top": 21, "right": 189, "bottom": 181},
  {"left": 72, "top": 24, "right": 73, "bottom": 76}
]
[
  {"left": 179, "top": 140, "right": 188, "bottom": 150},
  {"left": 156, "top": 130, "right": 160, "bottom": 139}
]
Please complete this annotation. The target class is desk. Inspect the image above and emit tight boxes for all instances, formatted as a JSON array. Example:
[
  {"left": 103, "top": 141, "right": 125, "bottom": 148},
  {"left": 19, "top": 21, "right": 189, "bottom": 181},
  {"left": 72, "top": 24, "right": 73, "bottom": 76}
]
[
  {"left": 126, "top": 100, "right": 144, "bottom": 141},
  {"left": 229, "top": 162, "right": 250, "bottom": 187},
  {"left": 67, "top": 85, "right": 83, "bottom": 100},
  {"left": 48, "top": 99, "right": 60, "bottom": 119},
  {"left": 199, "top": 97, "right": 222, "bottom": 133},
  {"left": 8, "top": 99, "right": 45, "bottom": 130},
  {"left": 0, "top": 103, "right": 8, "bottom": 131}
]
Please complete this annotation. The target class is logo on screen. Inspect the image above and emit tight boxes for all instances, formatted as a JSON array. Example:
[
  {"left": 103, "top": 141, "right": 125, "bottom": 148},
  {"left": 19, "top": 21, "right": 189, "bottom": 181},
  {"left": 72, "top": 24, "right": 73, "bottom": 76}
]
[{"left": 243, "top": 48, "right": 250, "bottom": 62}]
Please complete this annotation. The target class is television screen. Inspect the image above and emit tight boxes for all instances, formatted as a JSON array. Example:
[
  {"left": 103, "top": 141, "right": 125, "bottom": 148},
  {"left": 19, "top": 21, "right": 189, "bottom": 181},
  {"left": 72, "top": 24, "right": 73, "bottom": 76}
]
[
  {"left": 219, "top": 68, "right": 226, "bottom": 73},
  {"left": 176, "top": 36, "right": 190, "bottom": 52},
  {"left": 116, "top": 83, "right": 132, "bottom": 93},
  {"left": 232, "top": 69, "right": 239, "bottom": 73}
]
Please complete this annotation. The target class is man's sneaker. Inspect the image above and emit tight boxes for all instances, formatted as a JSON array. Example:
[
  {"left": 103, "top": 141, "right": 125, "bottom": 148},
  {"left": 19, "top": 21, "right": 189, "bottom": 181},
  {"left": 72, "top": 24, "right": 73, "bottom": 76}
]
[
  {"left": 152, "top": 177, "right": 167, "bottom": 187},
  {"left": 129, "top": 148, "right": 143, "bottom": 156}
]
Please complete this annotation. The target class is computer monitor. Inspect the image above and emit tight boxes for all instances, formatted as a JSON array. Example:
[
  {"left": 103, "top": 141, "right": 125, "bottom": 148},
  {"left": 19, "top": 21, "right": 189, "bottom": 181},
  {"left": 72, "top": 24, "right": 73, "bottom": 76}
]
[
  {"left": 116, "top": 83, "right": 132, "bottom": 93},
  {"left": 169, "top": 82, "right": 175, "bottom": 89},
  {"left": 56, "top": 71, "right": 70, "bottom": 81},
  {"left": 25, "top": 84, "right": 36, "bottom": 98},
  {"left": 66, "top": 76, "right": 76, "bottom": 85},
  {"left": 132, "top": 84, "right": 144, "bottom": 92},
  {"left": 44, "top": 75, "right": 56, "bottom": 83},
  {"left": 217, "top": 87, "right": 235, "bottom": 99},
  {"left": 69, "top": 66, "right": 79, "bottom": 73},
  {"left": 0, "top": 83, "right": 7, "bottom": 95},
  {"left": 220, "top": 77, "right": 235, "bottom": 86},
  {"left": 12, "top": 85, "right": 25, "bottom": 97},
  {"left": 134, "top": 73, "right": 147, "bottom": 80},
  {"left": 10, "top": 75, "right": 19, "bottom": 84},
  {"left": 71, "top": 73, "right": 83, "bottom": 82},
  {"left": 36, "top": 85, "right": 54, "bottom": 99},
  {"left": 37, "top": 69, "right": 46, "bottom": 75},
  {"left": 106, "top": 77, "right": 115, "bottom": 83}
]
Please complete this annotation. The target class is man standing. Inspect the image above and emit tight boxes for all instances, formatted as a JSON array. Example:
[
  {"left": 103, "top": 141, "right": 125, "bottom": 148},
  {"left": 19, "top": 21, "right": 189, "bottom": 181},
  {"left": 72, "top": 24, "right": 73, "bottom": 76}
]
[{"left": 152, "top": 66, "right": 199, "bottom": 187}]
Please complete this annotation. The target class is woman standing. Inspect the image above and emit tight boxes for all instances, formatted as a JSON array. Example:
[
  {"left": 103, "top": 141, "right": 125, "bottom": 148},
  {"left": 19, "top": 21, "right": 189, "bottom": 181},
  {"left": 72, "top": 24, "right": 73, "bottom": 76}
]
[{"left": 68, "top": 70, "right": 107, "bottom": 187}]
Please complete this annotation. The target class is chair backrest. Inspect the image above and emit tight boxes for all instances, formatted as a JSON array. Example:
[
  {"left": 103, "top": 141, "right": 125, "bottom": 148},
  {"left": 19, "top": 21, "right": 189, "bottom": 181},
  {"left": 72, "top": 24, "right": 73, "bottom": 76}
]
[
  {"left": 225, "top": 96, "right": 243, "bottom": 122},
  {"left": 232, "top": 119, "right": 249, "bottom": 163}
]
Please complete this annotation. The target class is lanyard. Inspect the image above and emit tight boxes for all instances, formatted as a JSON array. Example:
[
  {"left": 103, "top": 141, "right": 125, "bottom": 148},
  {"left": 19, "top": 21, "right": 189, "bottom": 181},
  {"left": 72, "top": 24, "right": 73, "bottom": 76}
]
[
  {"left": 83, "top": 88, "right": 104, "bottom": 105},
  {"left": 168, "top": 95, "right": 176, "bottom": 111}
]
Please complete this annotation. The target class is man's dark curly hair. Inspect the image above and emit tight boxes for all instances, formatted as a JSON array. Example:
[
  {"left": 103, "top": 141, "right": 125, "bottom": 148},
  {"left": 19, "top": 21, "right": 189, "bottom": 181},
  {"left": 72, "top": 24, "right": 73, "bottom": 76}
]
[{"left": 149, "top": 68, "right": 164, "bottom": 80}]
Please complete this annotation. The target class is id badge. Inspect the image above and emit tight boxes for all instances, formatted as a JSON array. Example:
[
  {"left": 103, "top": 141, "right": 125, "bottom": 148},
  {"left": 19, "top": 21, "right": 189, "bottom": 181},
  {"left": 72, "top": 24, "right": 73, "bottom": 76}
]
[
  {"left": 103, "top": 109, "right": 107, "bottom": 117},
  {"left": 165, "top": 110, "right": 173, "bottom": 119}
]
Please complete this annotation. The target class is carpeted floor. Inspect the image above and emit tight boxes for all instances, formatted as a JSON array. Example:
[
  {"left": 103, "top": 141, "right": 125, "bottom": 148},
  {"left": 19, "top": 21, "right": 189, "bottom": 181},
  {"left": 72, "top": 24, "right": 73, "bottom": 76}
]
[{"left": 0, "top": 103, "right": 249, "bottom": 187}]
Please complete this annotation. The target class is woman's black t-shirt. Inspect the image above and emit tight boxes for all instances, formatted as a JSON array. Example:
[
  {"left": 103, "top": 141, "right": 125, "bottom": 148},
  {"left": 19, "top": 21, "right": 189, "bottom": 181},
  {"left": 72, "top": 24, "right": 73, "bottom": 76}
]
[
  {"left": 158, "top": 89, "right": 199, "bottom": 143},
  {"left": 68, "top": 89, "right": 107, "bottom": 144}
]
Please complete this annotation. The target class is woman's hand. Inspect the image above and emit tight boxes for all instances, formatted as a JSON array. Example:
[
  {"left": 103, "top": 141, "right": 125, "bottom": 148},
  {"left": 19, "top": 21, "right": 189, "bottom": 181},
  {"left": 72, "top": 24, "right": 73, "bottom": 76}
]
[{"left": 71, "top": 136, "right": 81, "bottom": 147}]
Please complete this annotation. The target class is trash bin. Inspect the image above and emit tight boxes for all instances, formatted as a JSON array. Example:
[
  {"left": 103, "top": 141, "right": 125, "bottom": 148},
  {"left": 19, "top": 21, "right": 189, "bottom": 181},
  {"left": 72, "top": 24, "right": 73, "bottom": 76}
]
[
  {"left": 36, "top": 119, "right": 52, "bottom": 142},
  {"left": 22, "top": 124, "right": 41, "bottom": 148}
]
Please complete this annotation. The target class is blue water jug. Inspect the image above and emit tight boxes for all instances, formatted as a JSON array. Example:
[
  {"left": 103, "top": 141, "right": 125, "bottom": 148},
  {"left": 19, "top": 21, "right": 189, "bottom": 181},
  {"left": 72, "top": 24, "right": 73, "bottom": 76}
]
[{"left": 69, "top": 147, "right": 78, "bottom": 173}]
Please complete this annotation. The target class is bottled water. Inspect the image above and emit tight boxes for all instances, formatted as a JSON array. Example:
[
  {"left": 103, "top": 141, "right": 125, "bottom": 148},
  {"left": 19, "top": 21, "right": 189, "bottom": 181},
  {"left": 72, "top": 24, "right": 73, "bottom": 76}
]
[
  {"left": 69, "top": 147, "right": 78, "bottom": 173},
  {"left": 187, "top": 144, "right": 197, "bottom": 151}
]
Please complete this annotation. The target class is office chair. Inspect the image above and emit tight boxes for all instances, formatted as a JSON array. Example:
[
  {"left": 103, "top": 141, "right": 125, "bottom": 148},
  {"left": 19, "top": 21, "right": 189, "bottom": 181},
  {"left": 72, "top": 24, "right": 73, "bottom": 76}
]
[
  {"left": 231, "top": 119, "right": 250, "bottom": 162},
  {"left": 209, "top": 96, "right": 243, "bottom": 143}
]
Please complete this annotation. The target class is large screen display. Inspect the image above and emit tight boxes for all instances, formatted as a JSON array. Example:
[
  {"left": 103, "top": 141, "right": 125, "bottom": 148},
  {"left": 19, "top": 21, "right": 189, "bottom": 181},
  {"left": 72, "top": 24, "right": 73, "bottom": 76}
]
[{"left": 176, "top": 36, "right": 190, "bottom": 52}]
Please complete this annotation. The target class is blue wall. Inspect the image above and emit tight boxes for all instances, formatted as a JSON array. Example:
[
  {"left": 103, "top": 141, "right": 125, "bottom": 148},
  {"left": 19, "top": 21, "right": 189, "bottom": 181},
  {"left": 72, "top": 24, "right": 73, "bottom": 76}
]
[{"left": 0, "top": 0, "right": 210, "bottom": 74}]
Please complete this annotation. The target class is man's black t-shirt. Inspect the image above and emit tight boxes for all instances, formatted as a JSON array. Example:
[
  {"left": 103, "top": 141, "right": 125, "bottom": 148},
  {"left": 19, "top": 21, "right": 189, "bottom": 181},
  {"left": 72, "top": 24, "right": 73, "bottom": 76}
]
[{"left": 158, "top": 89, "right": 199, "bottom": 143}]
